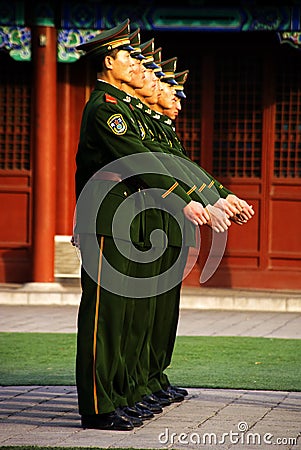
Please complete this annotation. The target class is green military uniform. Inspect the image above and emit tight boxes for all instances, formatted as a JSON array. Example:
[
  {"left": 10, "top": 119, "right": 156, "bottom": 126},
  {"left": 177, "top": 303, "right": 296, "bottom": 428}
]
[
  {"left": 75, "top": 78, "right": 208, "bottom": 415},
  {"left": 124, "top": 93, "right": 224, "bottom": 394},
  {"left": 126, "top": 53, "right": 234, "bottom": 395}
]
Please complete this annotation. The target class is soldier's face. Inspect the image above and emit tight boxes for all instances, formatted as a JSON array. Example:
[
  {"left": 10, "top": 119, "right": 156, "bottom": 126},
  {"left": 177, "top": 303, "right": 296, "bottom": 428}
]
[
  {"left": 157, "top": 81, "right": 176, "bottom": 109},
  {"left": 145, "top": 77, "right": 160, "bottom": 105},
  {"left": 135, "top": 68, "right": 157, "bottom": 98},
  {"left": 128, "top": 57, "right": 145, "bottom": 88},
  {"left": 164, "top": 97, "right": 181, "bottom": 120},
  {"left": 110, "top": 50, "right": 134, "bottom": 83}
]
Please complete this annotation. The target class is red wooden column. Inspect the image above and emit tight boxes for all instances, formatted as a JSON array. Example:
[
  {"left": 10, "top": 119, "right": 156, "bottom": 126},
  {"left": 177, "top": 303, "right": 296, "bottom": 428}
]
[
  {"left": 56, "top": 64, "right": 74, "bottom": 235},
  {"left": 31, "top": 26, "right": 57, "bottom": 282}
]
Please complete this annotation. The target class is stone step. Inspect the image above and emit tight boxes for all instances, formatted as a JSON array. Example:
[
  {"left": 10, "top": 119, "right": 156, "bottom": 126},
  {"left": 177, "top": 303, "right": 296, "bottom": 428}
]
[{"left": 0, "top": 282, "right": 300, "bottom": 312}]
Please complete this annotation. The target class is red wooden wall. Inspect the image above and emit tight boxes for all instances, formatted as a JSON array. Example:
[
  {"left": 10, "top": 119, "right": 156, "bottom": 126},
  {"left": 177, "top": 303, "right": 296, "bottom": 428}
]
[
  {"left": 175, "top": 34, "right": 301, "bottom": 289},
  {"left": 0, "top": 55, "right": 32, "bottom": 282}
]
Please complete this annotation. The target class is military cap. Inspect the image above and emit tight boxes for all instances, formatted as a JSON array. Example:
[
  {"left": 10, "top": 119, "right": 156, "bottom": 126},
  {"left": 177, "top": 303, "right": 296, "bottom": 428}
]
[
  {"left": 174, "top": 70, "right": 189, "bottom": 98},
  {"left": 153, "top": 47, "right": 165, "bottom": 78},
  {"left": 77, "top": 18, "right": 134, "bottom": 57},
  {"left": 140, "top": 38, "right": 160, "bottom": 70},
  {"left": 160, "top": 57, "right": 178, "bottom": 85},
  {"left": 129, "top": 28, "right": 145, "bottom": 60}
]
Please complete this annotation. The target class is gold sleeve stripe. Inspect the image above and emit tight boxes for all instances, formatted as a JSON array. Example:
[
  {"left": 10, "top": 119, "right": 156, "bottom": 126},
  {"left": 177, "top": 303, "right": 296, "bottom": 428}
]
[
  {"left": 219, "top": 184, "right": 224, "bottom": 189},
  {"left": 93, "top": 235, "right": 104, "bottom": 415},
  {"left": 186, "top": 185, "right": 197, "bottom": 196},
  {"left": 198, "top": 183, "right": 206, "bottom": 192},
  {"left": 208, "top": 180, "right": 214, "bottom": 189},
  {"left": 162, "top": 181, "right": 179, "bottom": 198}
]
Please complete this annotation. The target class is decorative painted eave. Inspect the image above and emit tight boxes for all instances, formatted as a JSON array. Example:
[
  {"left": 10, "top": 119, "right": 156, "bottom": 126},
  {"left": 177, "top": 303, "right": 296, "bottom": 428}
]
[
  {"left": 1, "top": 3, "right": 301, "bottom": 62},
  {"left": 277, "top": 31, "right": 301, "bottom": 50},
  {"left": 0, "top": 26, "right": 100, "bottom": 62}
]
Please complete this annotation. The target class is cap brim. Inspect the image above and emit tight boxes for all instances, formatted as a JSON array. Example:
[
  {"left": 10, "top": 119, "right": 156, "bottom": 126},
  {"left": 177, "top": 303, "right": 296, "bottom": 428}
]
[
  {"left": 143, "top": 61, "right": 160, "bottom": 70},
  {"left": 155, "top": 70, "right": 166, "bottom": 78},
  {"left": 176, "top": 91, "right": 186, "bottom": 98},
  {"left": 119, "top": 44, "right": 135, "bottom": 51},
  {"left": 162, "top": 78, "right": 178, "bottom": 85},
  {"left": 131, "top": 53, "right": 146, "bottom": 60}
]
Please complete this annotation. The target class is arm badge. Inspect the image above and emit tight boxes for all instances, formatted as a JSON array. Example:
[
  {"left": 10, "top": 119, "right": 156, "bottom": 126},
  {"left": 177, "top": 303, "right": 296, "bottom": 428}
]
[{"left": 107, "top": 114, "right": 127, "bottom": 135}]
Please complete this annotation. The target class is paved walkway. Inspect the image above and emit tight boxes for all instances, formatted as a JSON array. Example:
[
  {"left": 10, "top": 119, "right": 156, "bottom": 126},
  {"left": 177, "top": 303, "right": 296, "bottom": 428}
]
[
  {"left": 0, "top": 304, "right": 301, "bottom": 338},
  {"left": 1, "top": 305, "right": 301, "bottom": 449}
]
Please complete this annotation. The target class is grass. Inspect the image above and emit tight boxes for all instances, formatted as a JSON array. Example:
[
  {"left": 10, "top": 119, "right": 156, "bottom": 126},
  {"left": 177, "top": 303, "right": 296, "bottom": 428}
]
[
  {"left": 0, "top": 333, "right": 77, "bottom": 385},
  {"left": 0, "top": 333, "right": 300, "bottom": 391},
  {"left": 169, "top": 335, "right": 301, "bottom": 391}
]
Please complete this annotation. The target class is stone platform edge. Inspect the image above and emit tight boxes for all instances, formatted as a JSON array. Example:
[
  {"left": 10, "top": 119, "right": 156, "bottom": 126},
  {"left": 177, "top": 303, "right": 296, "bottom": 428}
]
[{"left": 0, "top": 283, "right": 300, "bottom": 312}]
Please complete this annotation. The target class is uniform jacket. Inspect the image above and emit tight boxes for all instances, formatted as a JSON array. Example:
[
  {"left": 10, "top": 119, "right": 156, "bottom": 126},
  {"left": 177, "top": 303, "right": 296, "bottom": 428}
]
[{"left": 75, "top": 80, "right": 198, "bottom": 247}]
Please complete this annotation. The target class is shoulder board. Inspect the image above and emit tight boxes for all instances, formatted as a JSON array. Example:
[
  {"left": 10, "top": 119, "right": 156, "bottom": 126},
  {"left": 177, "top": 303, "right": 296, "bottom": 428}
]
[{"left": 105, "top": 94, "right": 117, "bottom": 104}]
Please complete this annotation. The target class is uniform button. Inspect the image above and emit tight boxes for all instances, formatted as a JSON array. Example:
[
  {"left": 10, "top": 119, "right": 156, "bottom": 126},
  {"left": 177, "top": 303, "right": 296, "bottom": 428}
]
[{"left": 124, "top": 191, "right": 128, "bottom": 197}]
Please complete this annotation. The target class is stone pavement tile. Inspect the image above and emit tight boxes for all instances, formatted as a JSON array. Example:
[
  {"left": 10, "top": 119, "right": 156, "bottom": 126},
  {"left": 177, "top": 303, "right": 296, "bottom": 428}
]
[
  {"left": 177, "top": 310, "right": 301, "bottom": 339},
  {"left": 250, "top": 424, "right": 300, "bottom": 449},
  {"left": 153, "top": 389, "right": 301, "bottom": 450},
  {"left": 0, "top": 305, "right": 78, "bottom": 333},
  {"left": 1, "top": 387, "right": 301, "bottom": 449},
  {"left": 62, "top": 429, "right": 146, "bottom": 449},
  {"left": 1, "top": 305, "right": 301, "bottom": 338}
]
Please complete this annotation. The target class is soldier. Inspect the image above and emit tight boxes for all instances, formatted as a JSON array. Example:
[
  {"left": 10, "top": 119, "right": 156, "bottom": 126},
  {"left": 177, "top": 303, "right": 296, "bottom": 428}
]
[
  {"left": 125, "top": 41, "right": 235, "bottom": 405},
  {"left": 74, "top": 19, "right": 215, "bottom": 431},
  {"left": 131, "top": 48, "right": 255, "bottom": 399}
]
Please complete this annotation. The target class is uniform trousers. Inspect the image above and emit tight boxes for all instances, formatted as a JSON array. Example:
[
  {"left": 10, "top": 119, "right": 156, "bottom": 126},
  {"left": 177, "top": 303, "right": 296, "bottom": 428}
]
[
  {"left": 147, "top": 245, "right": 189, "bottom": 393},
  {"left": 76, "top": 234, "right": 160, "bottom": 415}
]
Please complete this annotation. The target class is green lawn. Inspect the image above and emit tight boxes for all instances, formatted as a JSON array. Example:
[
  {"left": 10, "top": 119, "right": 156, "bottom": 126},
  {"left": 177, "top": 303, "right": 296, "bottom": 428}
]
[{"left": 0, "top": 332, "right": 300, "bottom": 391}]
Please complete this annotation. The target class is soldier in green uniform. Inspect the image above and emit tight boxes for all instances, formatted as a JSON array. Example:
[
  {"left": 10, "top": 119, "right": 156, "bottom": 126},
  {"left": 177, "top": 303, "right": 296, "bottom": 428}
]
[
  {"left": 146, "top": 57, "right": 255, "bottom": 398},
  {"left": 75, "top": 19, "right": 219, "bottom": 431},
  {"left": 122, "top": 39, "right": 235, "bottom": 406}
]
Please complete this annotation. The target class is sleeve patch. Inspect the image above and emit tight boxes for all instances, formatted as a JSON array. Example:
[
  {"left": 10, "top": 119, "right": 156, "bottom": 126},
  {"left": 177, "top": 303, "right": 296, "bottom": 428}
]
[
  {"left": 105, "top": 94, "right": 117, "bottom": 104},
  {"left": 107, "top": 114, "right": 127, "bottom": 135}
]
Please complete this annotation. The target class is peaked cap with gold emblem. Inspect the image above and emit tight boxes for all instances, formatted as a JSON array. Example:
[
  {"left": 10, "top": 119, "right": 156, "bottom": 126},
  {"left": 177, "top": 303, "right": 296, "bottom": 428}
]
[
  {"left": 160, "top": 57, "right": 178, "bottom": 85},
  {"left": 77, "top": 18, "right": 134, "bottom": 57},
  {"left": 140, "top": 38, "right": 160, "bottom": 70},
  {"left": 174, "top": 69, "right": 189, "bottom": 98},
  {"left": 129, "top": 27, "right": 145, "bottom": 60}
]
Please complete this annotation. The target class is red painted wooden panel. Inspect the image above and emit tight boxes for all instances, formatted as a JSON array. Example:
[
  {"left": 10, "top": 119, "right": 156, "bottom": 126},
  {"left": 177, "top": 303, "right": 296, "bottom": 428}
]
[
  {"left": 270, "top": 199, "right": 301, "bottom": 254},
  {"left": 0, "top": 192, "right": 30, "bottom": 244}
]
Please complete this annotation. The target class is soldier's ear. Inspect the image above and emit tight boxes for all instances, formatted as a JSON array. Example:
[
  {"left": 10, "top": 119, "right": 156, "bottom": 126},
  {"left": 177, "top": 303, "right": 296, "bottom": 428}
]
[{"left": 104, "top": 54, "right": 114, "bottom": 70}]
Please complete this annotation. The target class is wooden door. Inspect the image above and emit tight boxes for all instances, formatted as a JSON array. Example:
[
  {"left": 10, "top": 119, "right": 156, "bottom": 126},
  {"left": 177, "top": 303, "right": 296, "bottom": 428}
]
[
  {"left": 177, "top": 36, "right": 301, "bottom": 290},
  {"left": 0, "top": 55, "right": 32, "bottom": 282}
]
